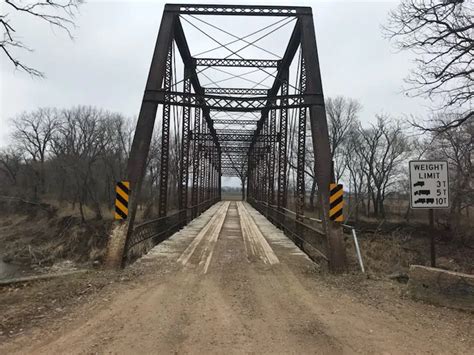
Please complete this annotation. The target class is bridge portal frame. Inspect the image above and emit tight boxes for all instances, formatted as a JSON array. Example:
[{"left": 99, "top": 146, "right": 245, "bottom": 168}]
[{"left": 105, "top": 3, "right": 347, "bottom": 273}]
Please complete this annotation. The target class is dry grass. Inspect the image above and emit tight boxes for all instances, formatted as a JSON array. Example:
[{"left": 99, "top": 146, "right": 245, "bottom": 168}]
[{"left": 0, "top": 198, "right": 112, "bottom": 267}]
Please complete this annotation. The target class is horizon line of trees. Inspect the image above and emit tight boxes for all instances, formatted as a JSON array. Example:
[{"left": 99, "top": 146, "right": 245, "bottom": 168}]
[{"left": 0, "top": 101, "right": 471, "bottom": 231}]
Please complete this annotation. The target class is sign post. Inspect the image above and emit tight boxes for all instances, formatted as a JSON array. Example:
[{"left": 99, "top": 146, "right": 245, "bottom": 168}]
[{"left": 409, "top": 161, "right": 449, "bottom": 267}]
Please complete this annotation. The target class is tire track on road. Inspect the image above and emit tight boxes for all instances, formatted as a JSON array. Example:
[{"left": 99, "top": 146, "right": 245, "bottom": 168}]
[
  {"left": 177, "top": 201, "right": 230, "bottom": 273},
  {"left": 237, "top": 201, "right": 279, "bottom": 265}
]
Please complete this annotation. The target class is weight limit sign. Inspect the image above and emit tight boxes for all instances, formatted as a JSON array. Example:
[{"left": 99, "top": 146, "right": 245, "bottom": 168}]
[{"left": 409, "top": 161, "right": 449, "bottom": 209}]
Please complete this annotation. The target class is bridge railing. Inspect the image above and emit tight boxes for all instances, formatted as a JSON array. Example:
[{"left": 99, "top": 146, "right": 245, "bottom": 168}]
[
  {"left": 124, "top": 198, "right": 219, "bottom": 263},
  {"left": 249, "top": 199, "right": 329, "bottom": 263}
]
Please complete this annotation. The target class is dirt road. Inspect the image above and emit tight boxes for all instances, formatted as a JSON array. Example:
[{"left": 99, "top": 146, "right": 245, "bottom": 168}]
[{"left": 1, "top": 201, "right": 472, "bottom": 354}]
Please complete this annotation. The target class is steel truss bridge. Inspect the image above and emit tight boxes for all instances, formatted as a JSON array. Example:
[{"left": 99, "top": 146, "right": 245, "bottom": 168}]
[{"left": 106, "top": 4, "right": 347, "bottom": 273}]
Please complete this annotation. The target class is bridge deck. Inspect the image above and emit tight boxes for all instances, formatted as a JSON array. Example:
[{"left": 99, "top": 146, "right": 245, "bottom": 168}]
[
  {"left": 139, "top": 201, "right": 308, "bottom": 274},
  {"left": 4, "top": 201, "right": 468, "bottom": 354}
]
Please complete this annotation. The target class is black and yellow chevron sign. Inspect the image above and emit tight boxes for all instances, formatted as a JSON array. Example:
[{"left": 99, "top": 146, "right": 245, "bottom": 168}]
[
  {"left": 115, "top": 181, "right": 130, "bottom": 220},
  {"left": 329, "top": 183, "right": 343, "bottom": 222}
]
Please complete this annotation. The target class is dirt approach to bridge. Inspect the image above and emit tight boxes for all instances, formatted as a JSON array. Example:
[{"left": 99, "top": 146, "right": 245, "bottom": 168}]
[{"left": 1, "top": 201, "right": 473, "bottom": 354}]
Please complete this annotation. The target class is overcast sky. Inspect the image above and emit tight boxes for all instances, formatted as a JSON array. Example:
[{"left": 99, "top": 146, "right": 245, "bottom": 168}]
[{"left": 1, "top": 0, "right": 433, "bottom": 151}]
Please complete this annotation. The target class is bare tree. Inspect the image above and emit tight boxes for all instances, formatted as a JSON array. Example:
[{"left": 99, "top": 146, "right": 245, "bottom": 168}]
[
  {"left": 306, "top": 97, "right": 361, "bottom": 210},
  {"left": 1, "top": 0, "right": 83, "bottom": 77},
  {"left": 428, "top": 116, "right": 473, "bottom": 231},
  {"left": 12, "top": 108, "right": 60, "bottom": 195},
  {"left": 326, "top": 97, "right": 361, "bottom": 158},
  {"left": 344, "top": 128, "right": 367, "bottom": 222},
  {"left": 384, "top": 0, "right": 473, "bottom": 130},
  {"left": 0, "top": 146, "right": 22, "bottom": 186},
  {"left": 355, "top": 116, "right": 410, "bottom": 218},
  {"left": 51, "top": 106, "right": 115, "bottom": 221}
]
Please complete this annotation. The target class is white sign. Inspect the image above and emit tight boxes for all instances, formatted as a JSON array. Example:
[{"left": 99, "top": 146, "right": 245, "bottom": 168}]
[{"left": 409, "top": 161, "right": 449, "bottom": 209}]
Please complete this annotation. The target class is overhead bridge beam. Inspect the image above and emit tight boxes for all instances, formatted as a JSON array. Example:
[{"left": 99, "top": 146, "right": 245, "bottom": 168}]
[
  {"left": 220, "top": 146, "right": 267, "bottom": 153},
  {"left": 205, "top": 88, "right": 269, "bottom": 96},
  {"left": 196, "top": 133, "right": 278, "bottom": 142},
  {"left": 165, "top": 4, "right": 312, "bottom": 16},
  {"left": 213, "top": 119, "right": 258, "bottom": 126},
  {"left": 216, "top": 129, "right": 258, "bottom": 134},
  {"left": 195, "top": 58, "right": 280, "bottom": 68},
  {"left": 144, "top": 90, "right": 322, "bottom": 112}
]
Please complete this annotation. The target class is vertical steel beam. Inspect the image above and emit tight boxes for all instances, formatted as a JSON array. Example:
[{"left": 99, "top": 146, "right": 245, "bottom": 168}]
[
  {"left": 277, "top": 70, "right": 289, "bottom": 210},
  {"left": 214, "top": 149, "right": 217, "bottom": 200},
  {"left": 218, "top": 151, "right": 222, "bottom": 200},
  {"left": 255, "top": 144, "right": 260, "bottom": 201},
  {"left": 209, "top": 146, "right": 216, "bottom": 200},
  {"left": 261, "top": 114, "right": 268, "bottom": 204},
  {"left": 199, "top": 123, "right": 207, "bottom": 209},
  {"left": 268, "top": 107, "right": 276, "bottom": 205},
  {"left": 191, "top": 108, "right": 201, "bottom": 217},
  {"left": 247, "top": 148, "right": 253, "bottom": 201},
  {"left": 206, "top": 146, "right": 211, "bottom": 201},
  {"left": 295, "top": 57, "right": 307, "bottom": 222},
  {"left": 105, "top": 10, "right": 176, "bottom": 268},
  {"left": 214, "top": 152, "right": 218, "bottom": 200},
  {"left": 158, "top": 45, "right": 173, "bottom": 217},
  {"left": 179, "top": 71, "right": 191, "bottom": 212},
  {"left": 300, "top": 14, "right": 347, "bottom": 272}
]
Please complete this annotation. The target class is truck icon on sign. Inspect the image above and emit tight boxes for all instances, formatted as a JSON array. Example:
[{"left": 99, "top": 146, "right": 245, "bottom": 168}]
[
  {"left": 414, "top": 190, "right": 431, "bottom": 196},
  {"left": 413, "top": 181, "right": 425, "bottom": 187},
  {"left": 414, "top": 198, "right": 436, "bottom": 204}
]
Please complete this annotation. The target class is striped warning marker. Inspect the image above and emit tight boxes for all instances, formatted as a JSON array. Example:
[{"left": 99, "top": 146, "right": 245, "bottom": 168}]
[
  {"left": 329, "top": 183, "right": 343, "bottom": 222},
  {"left": 115, "top": 181, "right": 130, "bottom": 220}
]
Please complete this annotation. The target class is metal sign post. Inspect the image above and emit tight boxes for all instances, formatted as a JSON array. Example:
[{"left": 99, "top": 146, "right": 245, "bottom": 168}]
[{"left": 409, "top": 161, "right": 450, "bottom": 267}]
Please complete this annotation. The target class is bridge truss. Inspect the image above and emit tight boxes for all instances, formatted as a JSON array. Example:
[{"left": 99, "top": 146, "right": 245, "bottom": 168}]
[{"left": 106, "top": 4, "right": 347, "bottom": 272}]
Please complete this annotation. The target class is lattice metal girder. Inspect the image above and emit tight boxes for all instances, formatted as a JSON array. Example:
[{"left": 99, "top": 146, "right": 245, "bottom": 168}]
[
  {"left": 165, "top": 4, "right": 311, "bottom": 16},
  {"left": 195, "top": 58, "right": 280, "bottom": 68},
  {"left": 221, "top": 156, "right": 248, "bottom": 161},
  {"left": 222, "top": 172, "right": 241, "bottom": 175},
  {"left": 221, "top": 170, "right": 242, "bottom": 176},
  {"left": 222, "top": 153, "right": 251, "bottom": 156},
  {"left": 221, "top": 167, "right": 246, "bottom": 171},
  {"left": 158, "top": 45, "right": 173, "bottom": 217},
  {"left": 204, "top": 88, "right": 269, "bottom": 96},
  {"left": 196, "top": 133, "right": 277, "bottom": 142},
  {"left": 178, "top": 74, "right": 192, "bottom": 210},
  {"left": 221, "top": 146, "right": 265, "bottom": 152},
  {"left": 221, "top": 164, "right": 247, "bottom": 169},
  {"left": 215, "top": 129, "right": 257, "bottom": 135},
  {"left": 144, "top": 90, "right": 322, "bottom": 112},
  {"left": 214, "top": 151, "right": 266, "bottom": 158},
  {"left": 221, "top": 158, "right": 248, "bottom": 164},
  {"left": 212, "top": 119, "right": 258, "bottom": 126}
]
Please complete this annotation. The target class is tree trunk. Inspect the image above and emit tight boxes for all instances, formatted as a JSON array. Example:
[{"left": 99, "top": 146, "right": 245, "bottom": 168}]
[
  {"left": 372, "top": 190, "right": 379, "bottom": 218},
  {"left": 379, "top": 195, "right": 385, "bottom": 218},
  {"left": 79, "top": 201, "right": 85, "bottom": 222},
  {"left": 355, "top": 193, "right": 359, "bottom": 223},
  {"left": 366, "top": 185, "right": 371, "bottom": 217}
]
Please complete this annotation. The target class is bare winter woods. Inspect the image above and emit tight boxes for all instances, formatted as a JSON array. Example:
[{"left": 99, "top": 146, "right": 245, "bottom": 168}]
[
  {"left": 0, "top": 0, "right": 472, "bottom": 233},
  {"left": 0, "top": 100, "right": 471, "bottom": 233},
  {"left": 0, "top": 107, "right": 133, "bottom": 221},
  {"left": 312, "top": 99, "right": 472, "bottom": 228}
]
